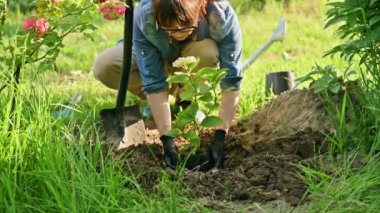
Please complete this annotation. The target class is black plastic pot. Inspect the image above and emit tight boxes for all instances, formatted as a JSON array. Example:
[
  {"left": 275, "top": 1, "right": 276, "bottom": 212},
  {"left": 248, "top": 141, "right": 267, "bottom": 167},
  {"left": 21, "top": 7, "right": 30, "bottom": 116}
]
[{"left": 265, "top": 71, "right": 295, "bottom": 96}]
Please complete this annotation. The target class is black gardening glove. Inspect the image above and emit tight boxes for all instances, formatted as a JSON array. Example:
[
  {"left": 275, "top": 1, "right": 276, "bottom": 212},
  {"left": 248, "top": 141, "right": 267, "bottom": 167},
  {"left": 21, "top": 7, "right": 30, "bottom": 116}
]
[
  {"left": 210, "top": 129, "right": 226, "bottom": 169},
  {"left": 160, "top": 135, "right": 179, "bottom": 169}
]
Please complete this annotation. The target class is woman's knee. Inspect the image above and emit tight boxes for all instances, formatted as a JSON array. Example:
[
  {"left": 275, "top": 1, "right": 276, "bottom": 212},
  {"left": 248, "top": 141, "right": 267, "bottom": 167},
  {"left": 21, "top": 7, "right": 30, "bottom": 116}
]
[
  {"left": 93, "top": 55, "right": 110, "bottom": 80},
  {"left": 181, "top": 39, "right": 219, "bottom": 68},
  {"left": 92, "top": 45, "right": 123, "bottom": 89}
]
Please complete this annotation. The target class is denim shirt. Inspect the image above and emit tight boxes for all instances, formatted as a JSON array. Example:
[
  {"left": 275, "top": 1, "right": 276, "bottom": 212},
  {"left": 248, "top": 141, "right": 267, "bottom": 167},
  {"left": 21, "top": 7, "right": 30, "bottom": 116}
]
[{"left": 133, "top": 0, "right": 243, "bottom": 93}]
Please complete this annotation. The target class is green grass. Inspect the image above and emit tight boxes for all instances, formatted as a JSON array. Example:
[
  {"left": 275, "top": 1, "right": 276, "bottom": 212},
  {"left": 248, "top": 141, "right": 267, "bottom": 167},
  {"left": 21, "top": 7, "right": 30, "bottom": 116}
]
[
  {"left": 298, "top": 153, "right": 380, "bottom": 213},
  {"left": 299, "top": 86, "right": 380, "bottom": 212},
  {"left": 2, "top": 0, "right": 379, "bottom": 212},
  {"left": 0, "top": 80, "right": 207, "bottom": 212}
]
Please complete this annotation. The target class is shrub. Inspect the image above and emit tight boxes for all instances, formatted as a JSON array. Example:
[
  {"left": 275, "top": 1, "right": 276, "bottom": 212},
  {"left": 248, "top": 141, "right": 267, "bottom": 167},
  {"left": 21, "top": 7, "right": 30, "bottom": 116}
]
[
  {"left": 166, "top": 56, "right": 227, "bottom": 151},
  {"left": 325, "top": 0, "right": 380, "bottom": 90}
]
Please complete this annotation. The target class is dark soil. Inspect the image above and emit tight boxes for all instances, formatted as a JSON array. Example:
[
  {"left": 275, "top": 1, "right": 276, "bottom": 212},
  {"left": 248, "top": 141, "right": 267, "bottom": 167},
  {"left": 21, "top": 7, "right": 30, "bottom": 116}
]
[{"left": 117, "top": 89, "right": 332, "bottom": 209}]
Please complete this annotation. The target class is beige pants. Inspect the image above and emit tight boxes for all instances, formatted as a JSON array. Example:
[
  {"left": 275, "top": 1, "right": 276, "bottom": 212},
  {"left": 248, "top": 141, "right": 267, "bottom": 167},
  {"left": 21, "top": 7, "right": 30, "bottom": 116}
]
[{"left": 93, "top": 39, "right": 219, "bottom": 99}]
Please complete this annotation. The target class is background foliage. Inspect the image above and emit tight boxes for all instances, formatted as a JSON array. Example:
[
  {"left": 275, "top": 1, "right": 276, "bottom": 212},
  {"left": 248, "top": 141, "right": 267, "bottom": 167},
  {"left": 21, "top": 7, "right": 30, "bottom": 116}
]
[
  {"left": 325, "top": 0, "right": 380, "bottom": 90},
  {"left": 7, "top": 0, "right": 35, "bottom": 13}
]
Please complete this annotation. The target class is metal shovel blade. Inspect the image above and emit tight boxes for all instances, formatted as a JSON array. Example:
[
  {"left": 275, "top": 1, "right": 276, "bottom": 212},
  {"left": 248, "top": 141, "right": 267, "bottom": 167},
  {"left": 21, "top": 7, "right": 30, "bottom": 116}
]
[{"left": 100, "top": 105, "right": 146, "bottom": 150}]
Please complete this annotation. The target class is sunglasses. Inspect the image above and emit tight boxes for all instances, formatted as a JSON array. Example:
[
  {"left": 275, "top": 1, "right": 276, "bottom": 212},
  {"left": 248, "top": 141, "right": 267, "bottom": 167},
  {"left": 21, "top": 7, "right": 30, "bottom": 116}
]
[{"left": 161, "top": 26, "right": 197, "bottom": 36}]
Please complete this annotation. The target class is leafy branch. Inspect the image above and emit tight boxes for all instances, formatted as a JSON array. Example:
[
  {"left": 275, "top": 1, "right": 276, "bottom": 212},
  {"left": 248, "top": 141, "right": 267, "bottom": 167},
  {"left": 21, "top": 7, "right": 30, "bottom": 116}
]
[
  {"left": 296, "top": 64, "right": 357, "bottom": 94},
  {"left": 325, "top": 0, "right": 380, "bottom": 89},
  {"left": 166, "top": 56, "right": 227, "bottom": 151}
]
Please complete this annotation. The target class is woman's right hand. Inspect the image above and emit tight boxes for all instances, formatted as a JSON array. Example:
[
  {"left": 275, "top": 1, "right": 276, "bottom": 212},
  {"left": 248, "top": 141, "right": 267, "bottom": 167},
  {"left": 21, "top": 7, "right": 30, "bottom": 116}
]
[{"left": 160, "top": 135, "right": 179, "bottom": 169}]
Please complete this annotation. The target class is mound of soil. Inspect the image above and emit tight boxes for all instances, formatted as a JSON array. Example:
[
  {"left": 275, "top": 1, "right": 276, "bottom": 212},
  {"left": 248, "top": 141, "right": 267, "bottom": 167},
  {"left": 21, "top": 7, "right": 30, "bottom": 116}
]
[{"left": 118, "top": 89, "right": 332, "bottom": 208}]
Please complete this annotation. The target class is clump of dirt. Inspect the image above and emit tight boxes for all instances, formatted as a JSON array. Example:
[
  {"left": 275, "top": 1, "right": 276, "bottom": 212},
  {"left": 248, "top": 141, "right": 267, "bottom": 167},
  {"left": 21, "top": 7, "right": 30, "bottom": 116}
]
[
  {"left": 118, "top": 89, "right": 332, "bottom": 208},
  {"left": 236, "top": 89, "right": 331, "bottom": 150}
]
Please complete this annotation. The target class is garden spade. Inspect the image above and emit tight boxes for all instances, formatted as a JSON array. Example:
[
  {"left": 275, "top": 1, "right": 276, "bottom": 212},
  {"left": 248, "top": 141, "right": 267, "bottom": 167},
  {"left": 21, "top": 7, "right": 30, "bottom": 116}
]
[{"left": 100, "top": 0, "right": 146, "bottom": 150}]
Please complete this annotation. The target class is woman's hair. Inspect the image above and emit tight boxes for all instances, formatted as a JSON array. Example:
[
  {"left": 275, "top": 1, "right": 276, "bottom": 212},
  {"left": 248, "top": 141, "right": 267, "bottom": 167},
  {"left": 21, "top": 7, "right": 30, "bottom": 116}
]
[{"left": 152, "top": 0, "right": 208, "bottom": 27}]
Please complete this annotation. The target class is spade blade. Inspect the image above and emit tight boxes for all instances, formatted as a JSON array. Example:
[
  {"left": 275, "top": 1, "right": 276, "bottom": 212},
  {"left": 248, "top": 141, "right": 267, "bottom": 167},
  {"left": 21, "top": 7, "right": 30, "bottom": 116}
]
[{"left": 100, "top": 105, "right": 146, "bottom": 149}]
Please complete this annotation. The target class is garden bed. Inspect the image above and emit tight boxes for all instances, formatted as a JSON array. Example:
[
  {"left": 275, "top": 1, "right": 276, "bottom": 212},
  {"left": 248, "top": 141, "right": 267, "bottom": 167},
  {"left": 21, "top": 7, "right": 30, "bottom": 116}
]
[{"left": 117, "top": 89, "right": 332, "bottom": 209}]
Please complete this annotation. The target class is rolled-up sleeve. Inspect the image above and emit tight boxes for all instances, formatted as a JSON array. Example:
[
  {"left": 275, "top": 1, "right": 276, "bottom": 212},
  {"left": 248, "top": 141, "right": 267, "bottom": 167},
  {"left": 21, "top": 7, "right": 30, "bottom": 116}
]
[
  {"left": 209, "top": 2, "right": 243, "bottom": 91},
  {"left": 133, "top": 6, "right": 167, "bottom": 94}
]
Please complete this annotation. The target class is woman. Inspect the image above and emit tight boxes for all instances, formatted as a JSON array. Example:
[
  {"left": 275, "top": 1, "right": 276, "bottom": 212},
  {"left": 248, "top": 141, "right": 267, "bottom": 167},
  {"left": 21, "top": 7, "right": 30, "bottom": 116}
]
[{"left": 93, "top": 0, "right": 243, "bottom": 169}]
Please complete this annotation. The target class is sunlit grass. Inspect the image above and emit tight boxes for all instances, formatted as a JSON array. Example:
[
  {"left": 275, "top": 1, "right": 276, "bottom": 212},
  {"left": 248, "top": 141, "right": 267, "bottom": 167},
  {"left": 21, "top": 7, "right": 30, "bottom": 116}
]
[{"left": 0, "top": 82, "right": 206, "bottom": 212}]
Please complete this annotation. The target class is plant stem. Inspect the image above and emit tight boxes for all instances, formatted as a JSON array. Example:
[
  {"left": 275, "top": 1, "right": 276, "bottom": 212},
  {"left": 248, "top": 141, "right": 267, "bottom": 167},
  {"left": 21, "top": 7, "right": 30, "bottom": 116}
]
[
  {"left": 206, "top": 87, "right": 218, "bottom": 116},
  {"left": 61, "top": 4, "right": 93, "bottom": 19},
  {"left": 187, "top": 75, "right": 198, "bottom": 102},
  {"left": 0, "top": 1, "right": 6, "bottom": 41},
  {"left": 11, "top": 64, "right": 21, "bottom": 112}
]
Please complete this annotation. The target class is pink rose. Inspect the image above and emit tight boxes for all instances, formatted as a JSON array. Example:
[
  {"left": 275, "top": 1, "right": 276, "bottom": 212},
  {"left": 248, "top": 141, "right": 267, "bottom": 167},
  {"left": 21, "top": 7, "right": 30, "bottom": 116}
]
[
  {"left": 35, "top": 18, "right": 49, "bottom": 34},
  {"left": 35, "top": 18, "right": 50, "bottom": 38},
  {"left": 52, "top": 0, "right": 60, "bottom": 3},
  {"left": 98, "top": 0, "right": 126, "bottom": 21},
  {"left": 99, "top": 5, "right": 113, "bottom": 14},
  {"left": 114, "top": 4, "right": 126, "bottom": 15},
  {"left": 22, "top": 16, "right": 50, "bottom": 38},
  {"left": 23, "top": 18, "right": 36, "bottom": 31},
  {"left": 103, "top": 14, "right": 114, "bottom": 21}
]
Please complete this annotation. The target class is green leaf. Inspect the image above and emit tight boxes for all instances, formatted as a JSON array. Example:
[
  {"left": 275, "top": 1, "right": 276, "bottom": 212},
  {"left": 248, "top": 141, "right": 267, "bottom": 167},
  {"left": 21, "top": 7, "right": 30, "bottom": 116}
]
[
  {"left": 347, "top": 14, "right": 357, "bottom": 28},
  {"left": 366, "top": 28, "right": 380, "bottom": 41},
  {"left": 344, "top": 70, "right": 357, "bottom": 79},
  {"left": 167, "top": 73, "right": 188, "bottom": 83},
  {"left": 176, "top": 116, "right": 193, "bottom": 130},
  {"left": 205, "top": 102, "right": 220, "bottom": 112},
  {"left": 320, "top": 73, "right": 334, "bottom": 83},
  {"left": 310, "top": 74, "right": 334, "bottom": 92},
  {"left": 325, "top": 16, "right": 346, "bottom": 29},
  {"left": 199, "top": 83, "right": 212, "bottom": 93},
  {"left": 179, "top": 92, "right": 196, "bottom": 101},
  {"left": 295, "top": 75, "right": 314, "bottom": 84},
  {"left": 359, "top": 52, "right": 369, "bottom": 65},
  {"left": 200, "top": 116, "right": 224, "bottom": 128},
  {"left": 184, "top": 130, "right": 200, "bottom": 146},
  {"left": 166, "top": 129, "right": 182, "bottom": 137},
  {"left": 175, "top": 103, "right": 199, "bottom": 130},
  {"left": 369, "top": 16, "right": 380, "bottom": 26},
  {"left": 178, "top": 102, "right": 199, "bottom": 121},
  {"left": 329, "top": 82, "right": 341, "bottom": 94},
  {"left": 369, "top": 0, "right": 377, "bottom": 6},
  {"left": 195, "top": 67, "right": 214, "bottom": 80},
  {"left": 198, "top": 93, "right": 213, "bottom": 102},
  {"left": 214, "top": 69, "right": 228, "bottom": 84},
  {"left": 182, "top": 83, "right": 194, "bottom": 91}
]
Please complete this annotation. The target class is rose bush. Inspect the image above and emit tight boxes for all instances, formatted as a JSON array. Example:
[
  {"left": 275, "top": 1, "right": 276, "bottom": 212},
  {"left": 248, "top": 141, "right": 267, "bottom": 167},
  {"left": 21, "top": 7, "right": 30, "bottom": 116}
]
[
  {"left": 1, "top": 0, "right": 127, "bottom": 83},
  {"left": 0, "top": 0, "right": 128, "bottom": 108},
  {"left": 21, "top": 0, "right": 127, "bottom": 39}
]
